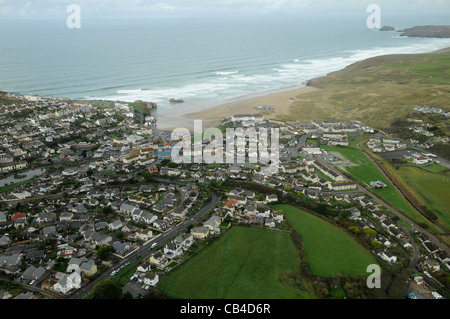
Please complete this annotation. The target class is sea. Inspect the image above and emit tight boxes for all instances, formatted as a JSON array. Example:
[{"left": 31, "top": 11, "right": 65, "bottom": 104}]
[{"left": 1, "top": 13, "right": 450, "bottom": 127}]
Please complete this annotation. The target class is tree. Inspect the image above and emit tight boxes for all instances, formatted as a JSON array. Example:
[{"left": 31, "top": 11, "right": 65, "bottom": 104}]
[
  {"left": 102, "top": 206, "right": 113, "bottom": 214},
  {"left": 97, "top": 245, "right": 115, "bottom": 260},
  {"left": 363, "top": 228, "right": 377, "bottom": 238},
  {"left": 371, "top": 240, "right": 381, "bottom": 249},
  {"left": 92, "top": 279, "right": 121, "bottom": 299},
  {"left": 349, "top": 226, "right": 361, "bottom": 234}
]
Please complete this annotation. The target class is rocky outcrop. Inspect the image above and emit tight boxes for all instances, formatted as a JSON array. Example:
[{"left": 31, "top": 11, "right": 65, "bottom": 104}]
[
  {"left": 380, "top": 26, "right": 395, "bottom": 31},
  {"left": 169, "top": 98, "right": 184, "bottom": 103},
  {"left": 400, "top": 25, "right": 450, "bottom": 38}
]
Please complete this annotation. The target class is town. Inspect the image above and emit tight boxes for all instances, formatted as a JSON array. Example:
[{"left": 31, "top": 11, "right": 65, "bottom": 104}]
[{"left": 0, "top": 92, "right": 448, "bottom": 300}]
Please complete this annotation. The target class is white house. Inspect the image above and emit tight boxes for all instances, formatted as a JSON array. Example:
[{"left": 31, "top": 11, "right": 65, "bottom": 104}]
[{"left": 53, "top": 272, "right": 81, "bottom": 294}]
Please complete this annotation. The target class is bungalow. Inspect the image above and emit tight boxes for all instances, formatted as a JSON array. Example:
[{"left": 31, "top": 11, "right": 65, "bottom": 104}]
[
  {"left": 423, "top": 241, "right": 439, "bottom": 254},
  {"left": 191, "top": 227, "right": 209, "bottom": 240},
  {"left": 377, "top": 251, "right": 397, "bottom": 264},
  {"left": 266, "top": 194, "right": 278, "bottom": 203}
]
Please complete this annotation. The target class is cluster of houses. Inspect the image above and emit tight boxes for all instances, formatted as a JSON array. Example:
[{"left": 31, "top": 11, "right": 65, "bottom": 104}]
[
  {"left": 404, "top": 152, "right": 440, "bottom": 165},
  {"left": 366, "top": 138, "right": 407, "bottom": 153},
  {"left": 413, "top": 105, "right": 450, "bottom": 117}
]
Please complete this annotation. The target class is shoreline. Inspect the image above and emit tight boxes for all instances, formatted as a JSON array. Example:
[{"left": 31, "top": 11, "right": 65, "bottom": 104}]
[
  {"left": 172, "top": 45, "right": 450, "bottom": 130},
  {"left": 158, "top": 85, "right": 320, "bottom": 130}
]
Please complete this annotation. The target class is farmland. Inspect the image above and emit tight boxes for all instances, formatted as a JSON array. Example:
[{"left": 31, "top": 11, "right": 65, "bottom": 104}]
[{"left": 276, "top": 204, "right": 377, "bottom": 277}]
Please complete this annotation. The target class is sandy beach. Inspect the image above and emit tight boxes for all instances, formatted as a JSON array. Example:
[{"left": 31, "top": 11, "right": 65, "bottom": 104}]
[{"left": 183, "top": 86, "right": 320, "bottom": 128}]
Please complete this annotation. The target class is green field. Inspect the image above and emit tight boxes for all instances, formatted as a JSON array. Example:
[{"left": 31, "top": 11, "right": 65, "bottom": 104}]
[
  {"left": 276, "top": 204, "right": 377, "bottom": 277},
  {"left": 392, "top": 165, "right": 450, "bottom": 231},
  {"left": 158, "top": 226, "right": 313, "bottom": 299},
  {"left": 321, "top": 144, "right": 438, "bottom": 233}
]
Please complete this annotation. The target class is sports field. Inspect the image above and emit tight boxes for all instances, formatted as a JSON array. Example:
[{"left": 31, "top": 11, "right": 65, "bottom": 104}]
[
  {"left": 276, "top": 204, "right": 377, "bottom": 277},
  {"left": 158, "top": 226, "right": 314, "bottom": 299}
]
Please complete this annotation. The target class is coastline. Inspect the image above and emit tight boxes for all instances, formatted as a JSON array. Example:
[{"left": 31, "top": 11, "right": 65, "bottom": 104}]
[
  {"left": 179, "top": 85, "right": 320, "bottom": 129},
  {"left": 177, "top": 45, "right": 450, "bottom": 130}
]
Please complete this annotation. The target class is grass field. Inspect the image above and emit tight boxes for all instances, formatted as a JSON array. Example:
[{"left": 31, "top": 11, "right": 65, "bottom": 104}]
[
  {"left": 385, "top": 164, "right": 450, "bottom": 232},
  {"left": 321, "top": 144, "right": 438, "bottom": 233},
  {"left": 158, "top": 226, "right": 314, "bottom": 299},
  {"left": 276, "top": 204, "right": 377, "bottom": 277}
]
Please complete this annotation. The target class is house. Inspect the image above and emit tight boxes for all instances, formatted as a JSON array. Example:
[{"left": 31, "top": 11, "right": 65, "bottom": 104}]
[
  {"left": 265, "top": 219, "right": 276, "bottom": 228},
  {"left": 149, "top": 251, "right": 169, "bottom": 270},
  {"left": 60, "top": 212, "right": 74, "bottom": 221},
  {"left": 377, "top": 251, "right": 397, "bottom": 264},
  {"left": 191, "top": 227, "right": 209, "bottom": 240},
  {"left": 108, "top": 219, "right": 123, "bottom": 231},
  {"left": 139, "top": 272, "right": 159, "bottom": 287},
  {"left": 173, "top": 233, "right": 194, "bottom": 251},
  {"left": 72, "top": 203, "right": 88, "bottom": 214},
  {"left": 203, "top": 215, "right": 222, "bottom": 233},
  {"left": 163, "top": 242, "right": 183, "bottom": 259},
  {"left": 21, "top": 265, "right": 46, "bottom": 282},
  {"left": 53, "top": 272, "right": 81, "bottom": 294},
  {"left": 83, "top": 230, "right": 112, "bottom": 246},
  {"left": 112, "top": 241, "right": 132, "bottom": 256},
  {"left": 266, "top": 194, "right": 278, "bottom": 203},
  {"left": 66, "top": 257, "right": 88, "bottom": 273},
  {"left": 349, "top": 207, "right": 361, "bottom": 219},
  {"left": 137, "top": 262, "right": 152, "bottom": 273},
  {"left": 423, "top": 241, "right": 439, "bottom": 254},
  {"left": 129, "top": 228, "right": 153, "bottom": 241},
  {"left": 42, "top": 226, "right": 57, "bottom": 237},
  {"left": 0, "top": 235, "right": 10, "bottom": 246},
  {"left": 423, "top": 259, "right": 440, "bottom": 272}
]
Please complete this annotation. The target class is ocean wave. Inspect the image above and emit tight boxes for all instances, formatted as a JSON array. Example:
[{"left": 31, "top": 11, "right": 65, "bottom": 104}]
[{"left": 215, "top": 71, "right": 239, "bottom": 75}]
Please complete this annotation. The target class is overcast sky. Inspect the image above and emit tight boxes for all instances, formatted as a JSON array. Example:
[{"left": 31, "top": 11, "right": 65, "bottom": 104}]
[{"left": 1, "top": 0, "right": 449, "bottom": 19}]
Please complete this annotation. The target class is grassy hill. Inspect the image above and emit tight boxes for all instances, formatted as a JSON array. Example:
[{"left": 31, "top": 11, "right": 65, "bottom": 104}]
[{"left": 286, "top": 49, "right": 450, "bottom": 130}]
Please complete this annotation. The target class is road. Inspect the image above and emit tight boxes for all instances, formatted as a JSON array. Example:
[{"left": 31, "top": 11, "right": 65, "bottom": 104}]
[{"left": 70, "top": 190, "right": 219, "bottom": 299}]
